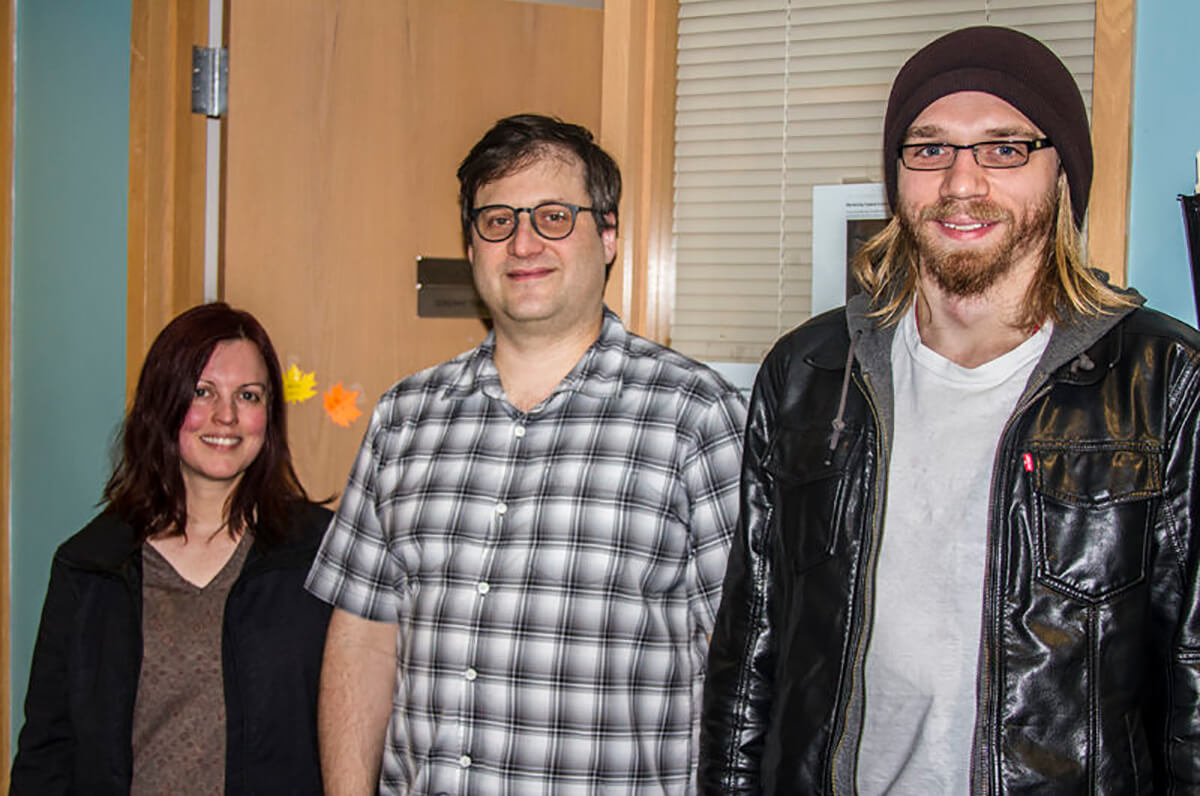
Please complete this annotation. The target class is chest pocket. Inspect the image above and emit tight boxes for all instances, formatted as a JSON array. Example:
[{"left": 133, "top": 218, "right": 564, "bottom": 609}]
[
  {"left": 1030, "top": 445, "right": 1161, "bottom": 603},
  {"left": 764, "top": 426, "right": 865, "bottom": 573}
]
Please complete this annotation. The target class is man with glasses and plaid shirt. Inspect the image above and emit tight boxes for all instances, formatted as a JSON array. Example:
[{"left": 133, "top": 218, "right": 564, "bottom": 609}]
[
  {"left": 306, "top": 114, "right": 746, "bottom": 794},
  {"left": 701, "top": 26, "right": 1200, "bottom": 794}
]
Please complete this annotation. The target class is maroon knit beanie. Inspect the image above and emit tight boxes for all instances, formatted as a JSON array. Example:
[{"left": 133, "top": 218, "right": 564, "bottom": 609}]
[{"left": 883, "top": 26, "right": 1092, "bottom": 228}]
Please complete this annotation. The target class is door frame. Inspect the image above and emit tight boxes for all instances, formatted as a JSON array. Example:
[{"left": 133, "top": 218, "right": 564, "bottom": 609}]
[
  {"left": 126, "top": 0, "right": 210, "bottom": 395},
  {"left": 1089, "top": 0, "right": 1135, "bottom": 280},
  {"left": 600, "top": 0, "right": 678, "bottom": 342}
]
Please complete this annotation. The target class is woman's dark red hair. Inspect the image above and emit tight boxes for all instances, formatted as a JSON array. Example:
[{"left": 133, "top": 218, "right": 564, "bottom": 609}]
[{"left": 103, "top": 302, "right": 310, "bottom": 546}]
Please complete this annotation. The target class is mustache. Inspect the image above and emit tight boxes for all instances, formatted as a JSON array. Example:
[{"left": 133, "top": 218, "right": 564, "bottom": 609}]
[{"left": 918, "top": 198, "right": 1011, "bottom": 224}]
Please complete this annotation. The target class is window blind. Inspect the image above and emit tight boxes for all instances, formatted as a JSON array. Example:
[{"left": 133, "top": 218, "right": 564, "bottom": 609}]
[{"left": 672, "top": 0, "right": 1095, "bottom": 363}]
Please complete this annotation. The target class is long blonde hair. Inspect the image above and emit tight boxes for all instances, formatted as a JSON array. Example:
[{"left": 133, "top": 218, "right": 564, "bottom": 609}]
[{"left": 852, "top": 172, "right": 1133, "bottom": 328}]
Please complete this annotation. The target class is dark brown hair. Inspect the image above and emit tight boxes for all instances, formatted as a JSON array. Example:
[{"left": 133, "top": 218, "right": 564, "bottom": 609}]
[
  {"left": 457, "top": 114, "right": 621, "bottom": 262},
  {"left": 103, "top": 302, "right": 310, "bottom": 546}
]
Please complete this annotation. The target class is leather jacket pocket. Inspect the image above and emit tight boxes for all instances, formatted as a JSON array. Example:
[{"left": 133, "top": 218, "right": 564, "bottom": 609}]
[
  {"left": 1029, "top": 445, "right": 1160, "bottom": 603},
  {"left": 764, "top": 426, "right": 862, "bottom": 573}
]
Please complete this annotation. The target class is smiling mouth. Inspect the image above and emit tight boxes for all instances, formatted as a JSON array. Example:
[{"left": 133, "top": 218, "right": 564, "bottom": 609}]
[
  {"left": 201, "top": 435, "right": 241, "bottom": 448},
  {"left": 507, "top": 267, "right": 554, "bottom": 280},
  {"left": 939, "top": 220, "right": 994, "bottom": 232}
]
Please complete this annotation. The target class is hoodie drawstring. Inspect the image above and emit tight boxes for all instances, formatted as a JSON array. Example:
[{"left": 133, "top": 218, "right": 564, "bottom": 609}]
[
  {"left": 1069, "top": 352, "right": 1095, "bottom": 375},
  {"left": 828, "top": 329, "right": 861, "bottom": 456}
]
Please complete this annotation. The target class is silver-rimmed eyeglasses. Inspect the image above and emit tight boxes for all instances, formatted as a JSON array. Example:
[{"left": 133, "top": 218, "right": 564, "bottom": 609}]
[
  {"left": 899, "top": 138, "right": 1054, "bottom": 170},
  {"left": 470, "top": 202, "right": 598, "bottom": 243}
]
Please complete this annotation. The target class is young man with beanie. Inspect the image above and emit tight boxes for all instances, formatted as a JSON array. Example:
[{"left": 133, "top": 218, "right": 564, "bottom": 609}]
[{"left": 700, "top": 26, "right": 1200, "bottom": 794}]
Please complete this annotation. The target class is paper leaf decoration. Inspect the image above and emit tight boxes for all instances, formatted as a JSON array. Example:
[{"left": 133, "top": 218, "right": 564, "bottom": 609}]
[
  {"left": 283, "top": 364, "right": 318, "bottom": 404},
  {"left": 324, "top": 382, "right": 363, "bottom": 427}
]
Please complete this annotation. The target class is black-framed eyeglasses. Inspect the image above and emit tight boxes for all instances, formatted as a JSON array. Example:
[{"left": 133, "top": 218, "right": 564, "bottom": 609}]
[
  {"left": 470, "top": 201, "right": 598, "bottom": 243},
  {"left": 899, "top": 138, "right": 1054, "bottom": 170}
]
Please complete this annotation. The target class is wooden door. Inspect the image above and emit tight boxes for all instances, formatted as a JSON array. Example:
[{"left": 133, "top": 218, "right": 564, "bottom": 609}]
[{"left": 222, "top": 0, "right": 603, "bottom": 499}]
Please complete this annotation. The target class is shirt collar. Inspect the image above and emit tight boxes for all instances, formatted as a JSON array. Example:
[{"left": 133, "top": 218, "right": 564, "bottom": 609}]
[{"left": 441, "top": 306, "right": 629, "bottom": 406}]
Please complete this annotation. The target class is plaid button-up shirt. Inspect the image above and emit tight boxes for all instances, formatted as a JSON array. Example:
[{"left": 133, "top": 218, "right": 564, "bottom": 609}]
[{"left": 306, "top": 310, "right": 746, "bottom": 795}]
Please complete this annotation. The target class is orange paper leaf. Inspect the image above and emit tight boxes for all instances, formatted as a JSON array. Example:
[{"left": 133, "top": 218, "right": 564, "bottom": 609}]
[{"left": 323, "top": 382, "right": 363, "bottom": 427}]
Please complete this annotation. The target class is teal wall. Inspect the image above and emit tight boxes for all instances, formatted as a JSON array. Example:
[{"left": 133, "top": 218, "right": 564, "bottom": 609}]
[
  {"left": 1126, "top": 1, "right": 1200, "bottom": 327},
  {"left": 10, "top": 0, "right": 130, "bottom": 739}
]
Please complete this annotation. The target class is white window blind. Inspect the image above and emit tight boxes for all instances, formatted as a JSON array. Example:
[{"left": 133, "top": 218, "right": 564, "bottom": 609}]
[{"left": 672, "top": 0, "right": 1095, "bottom": 363}]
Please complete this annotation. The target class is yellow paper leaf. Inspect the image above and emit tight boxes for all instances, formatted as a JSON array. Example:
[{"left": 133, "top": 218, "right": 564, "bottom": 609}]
[
  {"left": 283, "top": 364, "right": 318, "bottom": 404},
  {"left": 324, "top": 382, "right": 363, "bottom": 427}
]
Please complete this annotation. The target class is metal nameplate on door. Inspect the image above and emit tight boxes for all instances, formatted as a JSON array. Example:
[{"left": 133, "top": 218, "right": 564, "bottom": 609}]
[{"left": 416, "top": 257, "right": 489, "bottom": 319}]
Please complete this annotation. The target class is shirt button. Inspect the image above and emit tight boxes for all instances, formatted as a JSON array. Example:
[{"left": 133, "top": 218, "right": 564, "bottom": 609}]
[
  {"left": 514, "top": 425, "right": 526, "bottom": 438},
  {"left": 477, "top": 581, "right": 491, "bottom": 595},
  {"left": 464, "top": 667, "right": 478, "bottom": 681},
  {"left": 495, "top": 502, "right": 507, "bottom": 515},
  {"left": 458, "top": 755, "right": 472, "bottom": 768}
]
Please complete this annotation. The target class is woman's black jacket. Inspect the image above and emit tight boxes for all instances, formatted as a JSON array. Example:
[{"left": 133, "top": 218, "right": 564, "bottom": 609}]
[{"left": 10, "top": 501, "right": 334, "bottom": 795}]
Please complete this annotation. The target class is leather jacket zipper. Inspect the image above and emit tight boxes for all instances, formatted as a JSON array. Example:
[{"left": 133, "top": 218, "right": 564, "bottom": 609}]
[
  {"left": 829, "top": 368, "right": 889, "bottom": 795},
  {"left": 970, "top": 380, "right": 1053, "bottom": 794}
]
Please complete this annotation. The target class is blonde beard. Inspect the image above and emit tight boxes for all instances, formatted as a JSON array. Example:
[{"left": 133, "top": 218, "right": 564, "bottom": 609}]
[{"left": 899, "top": 192, "right": 1055, "bottom": 298}]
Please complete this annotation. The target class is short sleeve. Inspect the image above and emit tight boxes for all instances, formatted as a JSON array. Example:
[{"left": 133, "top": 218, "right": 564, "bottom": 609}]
[
  {"left": 305, "top": 409, "right": 405, "bottom": 622},
  {"left": 683, "top": 387, "right": 748, "bottom": 631}
]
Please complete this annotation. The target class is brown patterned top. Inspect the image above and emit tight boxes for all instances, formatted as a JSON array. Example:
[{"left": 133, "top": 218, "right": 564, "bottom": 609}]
[{"left": 131, "top": 534, "right": 251, "bottom": 796}]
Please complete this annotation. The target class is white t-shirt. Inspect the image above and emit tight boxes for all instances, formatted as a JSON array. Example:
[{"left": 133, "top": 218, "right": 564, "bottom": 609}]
[{"left": 856, "top": 307, "right": 1050, "bottom": 795}]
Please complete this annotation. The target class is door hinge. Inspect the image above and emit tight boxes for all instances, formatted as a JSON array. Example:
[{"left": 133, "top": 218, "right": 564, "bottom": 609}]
[{"left": 191, "top": 46, "right": 228, "bottom": 118}]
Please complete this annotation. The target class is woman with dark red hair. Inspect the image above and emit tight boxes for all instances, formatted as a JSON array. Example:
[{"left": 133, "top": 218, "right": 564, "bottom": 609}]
[{"left": 11, "top": 302, "right": 332, "bottom": 795}]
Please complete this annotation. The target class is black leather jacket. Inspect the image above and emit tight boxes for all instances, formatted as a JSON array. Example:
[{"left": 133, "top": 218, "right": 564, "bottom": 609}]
[
  {"left": 10, "top": 502, "right": 333, "bottom": 795},
  {"left": 700, "top": 294, "right": 1200, "bottom": 794}
]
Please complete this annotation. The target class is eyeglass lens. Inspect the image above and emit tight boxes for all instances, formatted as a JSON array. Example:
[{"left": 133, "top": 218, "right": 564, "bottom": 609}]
[
  {"left": 475, "top": 203, "right": 577, "bottom": 242},
  {"left": 901, "top": 141, "right": 1034, "bottom": 170}
]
